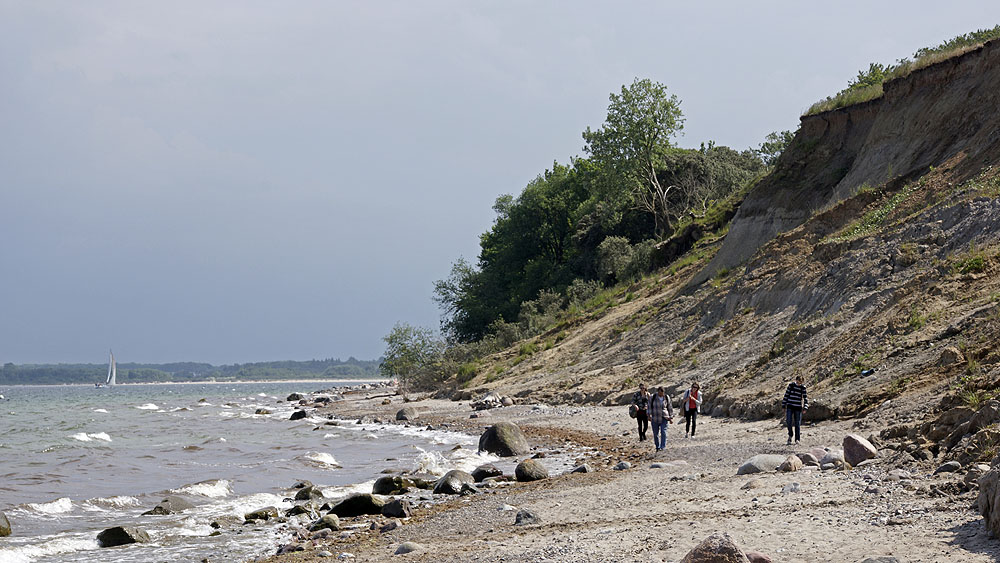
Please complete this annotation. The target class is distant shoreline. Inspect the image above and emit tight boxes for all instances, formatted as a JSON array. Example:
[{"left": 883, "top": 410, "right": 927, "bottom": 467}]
[{"left": 0, "top": 378, "right": 390, "bottom": 387}]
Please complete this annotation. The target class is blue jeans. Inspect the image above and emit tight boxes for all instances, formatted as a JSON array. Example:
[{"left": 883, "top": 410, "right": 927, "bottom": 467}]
[
  {"left": 786, "top": 408, "right": 802, "bottom": 441},
  {"left": 652, "top": 419, "right": 669, "bottom": 449}
]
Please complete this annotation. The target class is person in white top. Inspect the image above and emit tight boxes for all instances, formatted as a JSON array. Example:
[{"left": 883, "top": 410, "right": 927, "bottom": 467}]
[{"left": 679, "top": 381, "right": 702, "bottom": 438}]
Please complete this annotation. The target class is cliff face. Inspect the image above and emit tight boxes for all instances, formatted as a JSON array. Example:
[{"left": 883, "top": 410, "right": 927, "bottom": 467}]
[{"left": 691, "top": 39, "right": 1000, "bottom": 288}]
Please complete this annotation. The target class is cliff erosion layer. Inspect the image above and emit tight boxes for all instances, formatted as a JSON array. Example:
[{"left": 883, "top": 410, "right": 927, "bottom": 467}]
[{"left": 692, "top": 38, "right": 1000, "bottom": 288}]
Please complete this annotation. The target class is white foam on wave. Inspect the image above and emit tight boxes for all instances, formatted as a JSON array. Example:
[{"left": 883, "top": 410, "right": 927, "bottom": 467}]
[
  {"left": 200, "top": 492, "right": 290, "bottom": 519},
  {"left": 25, "top": 497, "right": 73, "bottom": 515},
  {"left": 301, "top": 451, "right": 340, "bottom": 468},
  {"left": 93, "top": 408, "right": 108, "bottom": 413},
  {"left": 413, "top": 446, "right": 497, "bottom": 476},
  {"left": 0, "top": 534, "right": 98, "bottom": 563},
  {"left": 135, "top": 403, "right": 160, "bottom": 410},
  {"left": 69, "top": 432, "right": 111, "bottom": 443},
  {"left": 82, "top": 495, "right": 141, "bottom": 511},
  {"left": 318, "top": 480, "right": 374, "bottom": 503},
  {"left": 172, "top": 479, "right": 232, "bottom": 498}
]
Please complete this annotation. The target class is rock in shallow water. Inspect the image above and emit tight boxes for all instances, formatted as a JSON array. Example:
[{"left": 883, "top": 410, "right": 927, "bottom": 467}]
[
  {"left": 244, "top": 507, "right": 280, "bottom": 522},
  {"left": 478, "top": 422, "right": 530, "bottom": 457},
  {"left": 97, "top": 526, "right": 151, "bottom": 547},
  {"left": 0, "top": 511, "right": 10, "bottom": 537},
  {"left": 396, "top": 407, "right": 419, "bottom": 421},
  {"left": 142, "top": 495, "right": 196, "bottom": 516}
]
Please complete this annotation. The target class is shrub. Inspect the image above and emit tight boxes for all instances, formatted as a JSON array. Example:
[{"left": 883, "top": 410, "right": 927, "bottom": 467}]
[
  {"left": 566, "top": 278, "right": 602, "bottom": 307},
  {"left": 597, "top": 236, "right": 633, "bottom": 284}
]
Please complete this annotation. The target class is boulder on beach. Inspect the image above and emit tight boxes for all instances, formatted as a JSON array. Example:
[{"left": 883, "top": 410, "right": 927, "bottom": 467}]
[
  {"left": 795, "top": 452, "right": 820, "bottom": 466},
  {"left": 515, "top": 458, "right": 549, "bottom": 482},
  {"left": 471, "top": 391, "right": 506, "bottom": 411},
  {"left": 779, "top": 455, "right": 803, "bottom": 472},
  {"left": 0, "top": 511, "right": 10, "bottom": 537},
  {"left": 382, "top": 499, "right": 413, "bottom": 519},
  {"left": 289, "top": 410, "right": 308, "bottom": 421},
  {"left": 478, "top": 422, "right": 530, "bottom": 457},
  {"left": 373, "top": 476, "right": 414, "bottom": 495},
  {"left": 396, "top": 407, "right": 419, "bottom": 421},
  {"left": 97, "top": 526, "right": 151, "bottom": 548},
  {"left": 737, "top": 454, "right": 787, "bottom": 475},
  {"left": 471, "top": 463, "right": 503, "bottom": 482},
  {"left": 328, "top": 494, "right": 385, "bottom": 517},
  {"left": 244, "top": 506, "right": 280, "bottom": 522},
  {"left": 433, "top": 470, "right": 475, "bottom": 495},
  {"left": 745, "top": 552, "right": 773, "bottom": 563},
  {"left": 571, "top": 464, "right": 594, "bottom": 473},
  {"left": 679, "top": 532, "right": 750, "bottom": 563},
  {"left": 142, "top": 495, "right": 196, "bottom": 516},
  {"left": 820, "top": 449, "right": 846, "bottom": 468},
  {"left": 286, "top": 393, "right": 304, "bottom": 401},
  {"left": 309, "top": 514, "right": 340, "bottom": 532},
  {"left": 843, "top": 434, "right": 878, "bottom": 466},
  {"left": 936, "top": 461, "right": 962, "bottom": 474}
]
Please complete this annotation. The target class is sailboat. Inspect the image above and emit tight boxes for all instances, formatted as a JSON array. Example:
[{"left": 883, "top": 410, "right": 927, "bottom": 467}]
[{"left": 96, "top": 350, "right": 117, "bottom": 387}]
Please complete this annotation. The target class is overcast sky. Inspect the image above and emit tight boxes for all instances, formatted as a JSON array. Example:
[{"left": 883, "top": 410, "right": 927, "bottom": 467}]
[{"left": 2, "top": 2, "right": 999, "bottom": 365}]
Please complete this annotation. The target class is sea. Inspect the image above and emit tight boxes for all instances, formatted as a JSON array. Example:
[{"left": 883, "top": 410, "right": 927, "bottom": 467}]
[{"left": 0, "top": 381, "right": 499, "bottom": 563}]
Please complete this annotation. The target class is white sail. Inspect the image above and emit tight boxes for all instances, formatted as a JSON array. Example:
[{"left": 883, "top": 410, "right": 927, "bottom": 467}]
[{"left": 106, "top": 350, "right": 117, "bottom": 386}]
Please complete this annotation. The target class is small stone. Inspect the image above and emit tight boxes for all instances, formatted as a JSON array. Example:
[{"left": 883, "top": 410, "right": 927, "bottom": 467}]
[
  {"left": 309, "top": 514, "right": 341, "bottom": 532},
  {"left": 571, "top": 464, "right": 593, "bottom": 473},
  {"left": 781, "top": 482, "right": 800, "bottom": 494},
  {"left": 741, "top": 479, "right": 762, "bottom": 490},
  {"left": 317, "top": 552, "right": 334, "bottom": 558},
  {"left": 514, "top": 509, "right": 540, "bottom": 526},
  {"left": 613, "top": 461, "right": 632, "bottom": 471},
  {"left": 394, "top": 542, "right": 424, "bottom": 555},
  {"left": 745, "top": 552, "right": 773, "bottom": 563},
  {"left": 379, "top": 518, "right": 401, "bottom": 533},
  {"left": 935, "top": 461, "right": 962, "bottom": 474}
]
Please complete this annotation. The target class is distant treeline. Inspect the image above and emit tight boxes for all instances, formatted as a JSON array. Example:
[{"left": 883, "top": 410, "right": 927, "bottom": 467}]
[{"left": 0, "top": 358, "right": 382, "bottom": 385}]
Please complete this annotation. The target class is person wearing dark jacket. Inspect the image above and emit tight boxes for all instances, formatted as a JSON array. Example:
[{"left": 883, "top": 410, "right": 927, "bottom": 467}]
[
  {"left": 648, "top": 387, "right": 674, "bottom": 451},
  {"left": 782, "top": 375, "right": 809, "bottom": 445},
  {"left": 631, "top": 384, "right": 651, "bottom": 441}
]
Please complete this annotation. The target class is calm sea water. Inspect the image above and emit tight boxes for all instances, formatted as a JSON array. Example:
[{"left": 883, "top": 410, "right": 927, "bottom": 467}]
[{"left": 0, "top": 382, "right": 495, "bottom": 562}]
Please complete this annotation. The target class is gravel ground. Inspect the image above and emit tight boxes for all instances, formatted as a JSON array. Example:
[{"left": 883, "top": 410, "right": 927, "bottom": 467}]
[{"left": 259, "top": 389, "right": 1000, "bottom": 563}]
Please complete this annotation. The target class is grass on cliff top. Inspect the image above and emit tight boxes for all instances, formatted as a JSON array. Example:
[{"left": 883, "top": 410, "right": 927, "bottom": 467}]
[{"left": 804, "top": 25, "right": 1000, "bottom": 116}]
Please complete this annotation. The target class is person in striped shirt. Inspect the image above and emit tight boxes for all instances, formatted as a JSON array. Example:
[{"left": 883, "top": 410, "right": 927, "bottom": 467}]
[{"left": 782, "top": 375, "right": 808, "bottom": 445}]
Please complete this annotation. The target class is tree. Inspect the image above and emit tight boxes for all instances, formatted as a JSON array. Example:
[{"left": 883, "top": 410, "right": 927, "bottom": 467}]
[
  {"left": 379, "top": 322, "right": 444, "bottom": 392},
  {"left": 583, "top": 78, "right": 685, "bottom": 238},
  {"left": 755, "top": 130, "right": 795, "bottom": 166}
]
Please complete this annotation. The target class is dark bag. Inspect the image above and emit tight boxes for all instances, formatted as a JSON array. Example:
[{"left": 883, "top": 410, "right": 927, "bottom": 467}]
[{"left": 628, "top": 404, "right": 638, "bottom": 418}]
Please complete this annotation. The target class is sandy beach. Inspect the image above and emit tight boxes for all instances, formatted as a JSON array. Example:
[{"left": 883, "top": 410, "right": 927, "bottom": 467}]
[{"left": 261, "top": 387, "right": 1000, "bottom": 563}]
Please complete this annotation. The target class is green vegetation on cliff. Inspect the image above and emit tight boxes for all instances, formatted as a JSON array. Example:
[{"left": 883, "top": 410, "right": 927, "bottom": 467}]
[{"left": 805, "top": 25, "right": 1000, "bottom": 115}]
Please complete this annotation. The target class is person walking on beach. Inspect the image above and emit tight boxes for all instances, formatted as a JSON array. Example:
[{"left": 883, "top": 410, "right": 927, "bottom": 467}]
[
  {"left": 648, "top": 387, "right": 674, "bottom": 451},
  {"left": 782, "top": 375, "right": 808, "bottom": 445},
  {"left": 679, "top": 381, "right": 702, "bottom": 439},
  {"left": 632, "top": 383, "right": 651, "bottom": 441}
]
